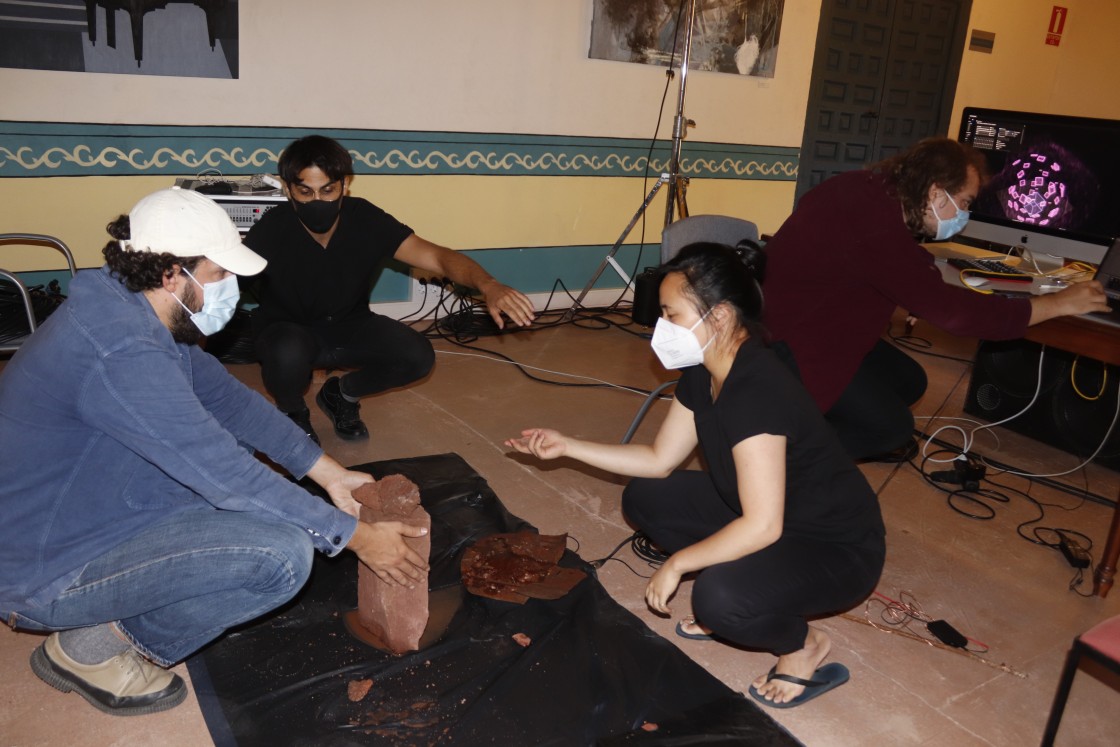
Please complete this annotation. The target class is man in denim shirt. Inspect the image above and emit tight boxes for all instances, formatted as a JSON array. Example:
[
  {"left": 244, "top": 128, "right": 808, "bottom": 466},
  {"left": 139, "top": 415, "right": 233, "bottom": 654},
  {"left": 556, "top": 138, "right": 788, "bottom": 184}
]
[{"left": 0, "top": 188, "right": 428, "bottom": 717}]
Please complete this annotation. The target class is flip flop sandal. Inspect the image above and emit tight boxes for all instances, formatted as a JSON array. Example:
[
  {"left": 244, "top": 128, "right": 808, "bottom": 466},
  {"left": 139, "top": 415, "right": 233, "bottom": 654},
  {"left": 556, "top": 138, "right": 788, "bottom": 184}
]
[
  {"left": 748, "top": 662, "right": 850, "bottom": 709},
  {"left": 674, "top": 616, "right": 714, "bottom": 641}
]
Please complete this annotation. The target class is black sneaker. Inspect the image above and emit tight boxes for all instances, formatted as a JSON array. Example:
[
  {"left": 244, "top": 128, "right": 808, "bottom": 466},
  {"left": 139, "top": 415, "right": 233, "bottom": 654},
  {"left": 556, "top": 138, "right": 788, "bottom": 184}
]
[
  {"left": 30, "top": 633, "right": 187, "bottom": 717},
  {"left": 315, "top": 376, "right": 369, "bottom": 440},
  {"left": 286, "top": 407, "right": 320, "bottom": 445}
]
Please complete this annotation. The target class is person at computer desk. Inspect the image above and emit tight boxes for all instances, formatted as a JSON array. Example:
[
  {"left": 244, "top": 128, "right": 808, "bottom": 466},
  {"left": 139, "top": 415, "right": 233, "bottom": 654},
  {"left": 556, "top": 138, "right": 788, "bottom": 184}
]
[
  {"left": 762, "top": 137, "right": 1109, "bottom": 462},
  {"left": 245, "top": 135, "right": 535, "bottom": 444}
]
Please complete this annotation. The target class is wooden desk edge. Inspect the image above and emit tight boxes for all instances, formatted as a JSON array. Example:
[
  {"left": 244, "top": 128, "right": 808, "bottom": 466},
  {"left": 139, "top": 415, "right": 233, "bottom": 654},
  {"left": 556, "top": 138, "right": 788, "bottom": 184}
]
[{"left": 1023, "top": 315, "right": 1120, "bottom": 368}]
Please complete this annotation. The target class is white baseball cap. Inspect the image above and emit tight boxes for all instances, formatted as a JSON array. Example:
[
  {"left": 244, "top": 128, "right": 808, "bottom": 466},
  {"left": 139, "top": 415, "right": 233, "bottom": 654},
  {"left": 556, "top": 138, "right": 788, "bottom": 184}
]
[{"left": 121, "top": 187, "right": 267, "bottom": 276}]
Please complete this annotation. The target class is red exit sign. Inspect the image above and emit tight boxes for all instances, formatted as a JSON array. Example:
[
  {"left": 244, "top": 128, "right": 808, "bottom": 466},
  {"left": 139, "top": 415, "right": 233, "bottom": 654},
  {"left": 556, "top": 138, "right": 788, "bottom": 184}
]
[{"left": 1046, "top": 5, "right": 1067, "bottom": 46}]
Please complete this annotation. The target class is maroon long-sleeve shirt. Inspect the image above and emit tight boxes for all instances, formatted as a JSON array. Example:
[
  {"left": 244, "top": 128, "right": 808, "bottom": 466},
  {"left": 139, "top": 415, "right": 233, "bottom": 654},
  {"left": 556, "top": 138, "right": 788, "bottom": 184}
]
[{"left": 762, "top": 170, "right": 1031, "bottom": 412}]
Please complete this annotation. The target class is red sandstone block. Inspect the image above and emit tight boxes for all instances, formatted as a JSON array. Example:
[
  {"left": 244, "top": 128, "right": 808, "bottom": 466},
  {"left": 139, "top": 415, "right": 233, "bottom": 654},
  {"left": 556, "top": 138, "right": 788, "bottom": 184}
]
[{"left": 353, "top": 476, "right": 431, "bottom": 654}]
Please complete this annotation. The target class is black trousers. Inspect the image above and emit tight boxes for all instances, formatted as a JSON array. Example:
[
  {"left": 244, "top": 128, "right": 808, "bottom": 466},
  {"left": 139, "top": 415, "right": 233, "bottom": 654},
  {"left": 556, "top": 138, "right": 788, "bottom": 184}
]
[
  {"left": 622, "top": 471, "right": 884, "bottom": 655},
  {"left": 774, "top": 339, "right": 927, "bottom": 461},
  {"left": 253, "top": 314, "right": 435, "bottom": 414}
]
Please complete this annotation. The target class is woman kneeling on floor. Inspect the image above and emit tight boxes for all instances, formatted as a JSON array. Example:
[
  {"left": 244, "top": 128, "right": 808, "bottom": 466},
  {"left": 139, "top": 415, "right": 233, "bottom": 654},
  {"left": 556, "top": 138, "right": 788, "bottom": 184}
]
[{"left": 505, "top": 241, "right": 886, "bottom": 708}]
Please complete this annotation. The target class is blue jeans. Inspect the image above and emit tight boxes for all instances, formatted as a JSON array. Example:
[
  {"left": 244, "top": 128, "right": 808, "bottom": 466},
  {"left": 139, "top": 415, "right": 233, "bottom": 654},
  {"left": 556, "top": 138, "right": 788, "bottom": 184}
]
[{"left": 8, "top": 509, "right": 314, "bottom": 666}]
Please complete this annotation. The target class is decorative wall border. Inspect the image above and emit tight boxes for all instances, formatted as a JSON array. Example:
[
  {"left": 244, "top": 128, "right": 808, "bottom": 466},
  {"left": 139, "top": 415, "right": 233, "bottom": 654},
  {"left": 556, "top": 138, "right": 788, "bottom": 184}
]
[{"left": 0, "top": 122, "right": 798, "bottom": 180}]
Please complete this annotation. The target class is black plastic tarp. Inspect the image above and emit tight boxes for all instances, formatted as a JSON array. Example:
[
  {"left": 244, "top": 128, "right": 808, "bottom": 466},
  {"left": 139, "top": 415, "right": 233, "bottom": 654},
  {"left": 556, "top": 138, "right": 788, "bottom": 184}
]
[{"left": 186, "top": 453, "right": 800, "bottom": 746}]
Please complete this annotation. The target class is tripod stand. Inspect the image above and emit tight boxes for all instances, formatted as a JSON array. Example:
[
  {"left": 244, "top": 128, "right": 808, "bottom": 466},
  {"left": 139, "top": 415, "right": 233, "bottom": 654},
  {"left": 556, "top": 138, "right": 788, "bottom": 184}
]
[{"left": 563, "top": 0, "right": 699, "bottom": 320}]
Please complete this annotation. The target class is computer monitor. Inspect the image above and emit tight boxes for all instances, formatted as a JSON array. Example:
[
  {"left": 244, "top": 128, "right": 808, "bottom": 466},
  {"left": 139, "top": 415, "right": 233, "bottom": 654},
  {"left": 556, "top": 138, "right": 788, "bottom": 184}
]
[{"left": 956, "top": 107, "right": 1120, "bottom": 266}]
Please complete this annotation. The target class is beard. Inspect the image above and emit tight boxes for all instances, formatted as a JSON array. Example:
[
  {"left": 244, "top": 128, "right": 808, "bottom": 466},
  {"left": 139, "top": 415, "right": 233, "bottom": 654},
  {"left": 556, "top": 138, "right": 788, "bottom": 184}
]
[{"left": 168, "top": 280, "right": 204, "bottom": 345}]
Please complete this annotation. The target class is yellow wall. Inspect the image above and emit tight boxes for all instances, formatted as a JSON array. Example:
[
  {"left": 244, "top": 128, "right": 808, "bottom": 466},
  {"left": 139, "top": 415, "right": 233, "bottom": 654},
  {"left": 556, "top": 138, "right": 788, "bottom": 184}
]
[
  {"left": 951, "top": 0, "right": 1120, "bottom": 128},
  {"left": 357, "top": 176, "right": 796, "bottom": 250},
  {"left": 1, "top": 172, "right": 796, "bottom": 270},
  {"left": 0, "top": 177, "right": 170, "bottom": 270}
]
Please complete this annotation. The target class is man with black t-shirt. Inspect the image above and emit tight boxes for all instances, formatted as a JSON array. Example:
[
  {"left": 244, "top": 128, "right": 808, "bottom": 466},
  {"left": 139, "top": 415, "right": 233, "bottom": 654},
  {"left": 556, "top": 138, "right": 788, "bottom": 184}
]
[{"left": 246, "top": 135, "right": 534, "bottom": 443}]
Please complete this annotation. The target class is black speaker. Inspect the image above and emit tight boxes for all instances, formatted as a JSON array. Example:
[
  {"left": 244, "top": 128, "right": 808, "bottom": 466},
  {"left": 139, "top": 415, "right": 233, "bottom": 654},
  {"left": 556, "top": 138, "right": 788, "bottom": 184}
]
[
  {"left": 631, "top": 267, "right": 661, "bottom": 327},
  {"left": 964, "top": 339, "right": 1120, "bottom": 472}
]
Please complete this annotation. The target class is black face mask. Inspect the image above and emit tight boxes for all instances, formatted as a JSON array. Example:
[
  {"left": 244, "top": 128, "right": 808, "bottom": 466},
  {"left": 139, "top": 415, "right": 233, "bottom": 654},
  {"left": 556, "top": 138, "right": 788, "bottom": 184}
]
[{"left": 292, "top": 197, "right": 342, "bottom": 234}]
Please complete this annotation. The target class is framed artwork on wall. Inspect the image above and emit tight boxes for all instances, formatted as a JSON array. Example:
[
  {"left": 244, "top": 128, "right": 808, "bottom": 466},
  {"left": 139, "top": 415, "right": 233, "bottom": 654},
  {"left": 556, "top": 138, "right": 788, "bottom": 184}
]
[
  {"left": 589, "top": 0, "right": 784, "bottom": 78},
  {"left": 0, "top": 0, "right": 239, "bottom": 79}
]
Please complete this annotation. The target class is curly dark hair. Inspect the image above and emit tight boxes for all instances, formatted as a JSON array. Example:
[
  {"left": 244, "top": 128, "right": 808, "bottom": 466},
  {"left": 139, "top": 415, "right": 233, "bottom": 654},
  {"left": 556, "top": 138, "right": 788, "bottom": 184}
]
[
  {"left": 874, "top": 137, "right": 989, "bottom": 236},
  {"left": 102, "top": 215, "right": 203, "bottom": 293},
  {"left": 659, "top": 240, "right": 767, "bottom": 337},
  {"left": 278, "top": 135, "right": 354, "bottom": 184}
]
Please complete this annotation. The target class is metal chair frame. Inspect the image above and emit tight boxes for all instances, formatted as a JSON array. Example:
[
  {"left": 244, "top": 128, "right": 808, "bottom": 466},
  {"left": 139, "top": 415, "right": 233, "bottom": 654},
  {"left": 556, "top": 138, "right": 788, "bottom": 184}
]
[
  {"left": 1041, "top": 617, "right": 1120, "bottom": 746},
  {"left": 0, "top": 234, "right": 78, "bottom": 355}
]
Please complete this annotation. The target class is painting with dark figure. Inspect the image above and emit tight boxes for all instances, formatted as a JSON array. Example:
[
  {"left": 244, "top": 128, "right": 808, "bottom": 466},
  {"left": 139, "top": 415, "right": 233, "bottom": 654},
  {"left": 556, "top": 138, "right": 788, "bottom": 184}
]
[
  {"left": 589, "top": 0, "right": 784, "bottom": 78},
  {"left": 0, "top": 0, "right": 239, "bottom": 78}
]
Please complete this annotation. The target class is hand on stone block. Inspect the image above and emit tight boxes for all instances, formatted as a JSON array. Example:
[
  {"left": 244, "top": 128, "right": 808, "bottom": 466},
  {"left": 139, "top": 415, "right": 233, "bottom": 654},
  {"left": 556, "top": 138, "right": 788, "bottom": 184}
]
[
  {"left": 348, "top": 520, "right": 429, "bottom": 587},
  {"left": 307, "top": 454, "right": 375, "bottom": 519}
]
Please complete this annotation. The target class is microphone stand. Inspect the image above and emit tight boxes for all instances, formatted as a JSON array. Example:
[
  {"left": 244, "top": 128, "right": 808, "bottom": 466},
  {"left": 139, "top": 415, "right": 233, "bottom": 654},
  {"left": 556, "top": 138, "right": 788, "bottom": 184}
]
[
  {"left": 563, "top": 0, "right": 697, "bottom": 320},
  {"left": 663, "top": 0, "right": 697, "bottom": 228}
]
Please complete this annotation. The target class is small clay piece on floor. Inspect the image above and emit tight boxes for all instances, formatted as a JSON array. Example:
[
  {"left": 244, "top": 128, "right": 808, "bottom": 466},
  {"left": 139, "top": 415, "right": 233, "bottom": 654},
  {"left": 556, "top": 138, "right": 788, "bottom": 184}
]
[
  {"left": 351, "top": 476, "right": 431, "bottom": 654},
  {"left": 460, "top": 531, "right": 586, "bottom": 603},
  {"left": 347, "top": 678, "right": 373, "bottom": 702},
  {"left": 512, "top": 633, "right": 532, "bottom": 647}
]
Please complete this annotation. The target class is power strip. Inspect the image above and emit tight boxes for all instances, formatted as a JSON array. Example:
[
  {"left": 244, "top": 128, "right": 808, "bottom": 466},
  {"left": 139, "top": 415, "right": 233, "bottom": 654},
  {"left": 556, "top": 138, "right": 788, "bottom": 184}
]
[
  {"left": 929, "top": 456, "right": 986, "bottom": 491},
  {"left": 1056, "top": 531, "right": 1092, "bottom": 569}
]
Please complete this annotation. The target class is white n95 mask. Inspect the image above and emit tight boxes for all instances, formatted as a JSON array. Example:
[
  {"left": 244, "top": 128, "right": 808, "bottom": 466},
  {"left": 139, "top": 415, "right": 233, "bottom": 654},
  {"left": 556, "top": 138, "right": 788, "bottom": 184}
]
[{"left": 650, "top": 314, "right": 713, "bottom": 369}]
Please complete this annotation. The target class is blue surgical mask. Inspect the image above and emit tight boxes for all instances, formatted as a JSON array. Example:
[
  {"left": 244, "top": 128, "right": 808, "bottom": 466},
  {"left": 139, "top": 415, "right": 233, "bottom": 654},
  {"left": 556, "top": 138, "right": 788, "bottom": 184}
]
[
  {"left": 168, "top": 268, "right": 240, "bottom": 336},
  {"left": 933, "top": 191, "right": 970, "bottom": 240}
]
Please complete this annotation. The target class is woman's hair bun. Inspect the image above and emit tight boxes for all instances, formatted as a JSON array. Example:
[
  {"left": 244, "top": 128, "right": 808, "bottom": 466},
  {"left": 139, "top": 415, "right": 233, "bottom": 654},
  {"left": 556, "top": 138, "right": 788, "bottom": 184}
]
[{"left": 734, "top": 238, "right": 766, "bottom": 282}]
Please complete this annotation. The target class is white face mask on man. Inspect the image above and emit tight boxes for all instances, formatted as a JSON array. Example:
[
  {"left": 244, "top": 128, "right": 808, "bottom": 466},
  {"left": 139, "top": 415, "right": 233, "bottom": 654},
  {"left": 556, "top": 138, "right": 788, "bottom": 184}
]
[
  {"left": 650, "top": 312, "right": 714, "bottom": 369},
  {"left": 167, "top": 267, "right": 240, "bottom": 336}
]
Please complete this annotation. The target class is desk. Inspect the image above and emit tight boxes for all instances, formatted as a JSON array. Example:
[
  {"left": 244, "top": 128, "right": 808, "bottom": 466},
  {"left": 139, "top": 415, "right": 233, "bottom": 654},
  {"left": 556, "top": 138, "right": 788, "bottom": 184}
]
[
  {"left": 1023, "top": 314, "right": 1120, "bottom": 598},
  {"left": 927, "top": 243, "right": 1120, "bottom": 597}
]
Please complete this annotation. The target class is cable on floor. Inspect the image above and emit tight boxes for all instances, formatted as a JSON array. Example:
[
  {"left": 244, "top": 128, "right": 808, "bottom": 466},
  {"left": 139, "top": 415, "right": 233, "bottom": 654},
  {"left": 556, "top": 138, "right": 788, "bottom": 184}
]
[{"left": 840, "top": 589, "right": 1025, "bottom": 678}]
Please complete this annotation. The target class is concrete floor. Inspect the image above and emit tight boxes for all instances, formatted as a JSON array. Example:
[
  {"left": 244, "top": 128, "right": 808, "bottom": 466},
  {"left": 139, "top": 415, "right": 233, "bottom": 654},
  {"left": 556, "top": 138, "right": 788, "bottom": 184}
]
[{"left": 1, "top": 308, "right": 1118, "bottom": 746}]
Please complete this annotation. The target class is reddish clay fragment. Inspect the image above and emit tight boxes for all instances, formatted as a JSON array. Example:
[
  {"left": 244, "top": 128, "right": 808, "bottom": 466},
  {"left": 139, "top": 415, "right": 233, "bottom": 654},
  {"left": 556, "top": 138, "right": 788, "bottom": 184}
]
[
  {"left": 347, "top": 678, "right": 373, "bottom": 702},
  {"left": 460, "top": 531, "right": 586, "bottom": 603}
]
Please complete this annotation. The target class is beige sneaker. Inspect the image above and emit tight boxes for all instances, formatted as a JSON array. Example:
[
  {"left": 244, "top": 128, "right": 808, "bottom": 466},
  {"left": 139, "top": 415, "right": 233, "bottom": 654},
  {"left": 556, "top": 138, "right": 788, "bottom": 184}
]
[{"left": 30, "top": 632, "right": 187, "bottom": 716}]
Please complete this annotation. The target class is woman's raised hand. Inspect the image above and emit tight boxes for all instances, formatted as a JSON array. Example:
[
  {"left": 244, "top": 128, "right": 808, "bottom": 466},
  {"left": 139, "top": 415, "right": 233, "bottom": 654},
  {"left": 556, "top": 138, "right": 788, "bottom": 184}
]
[{"left": 504, "top": 428, "right": 569, "bottom": 460}]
